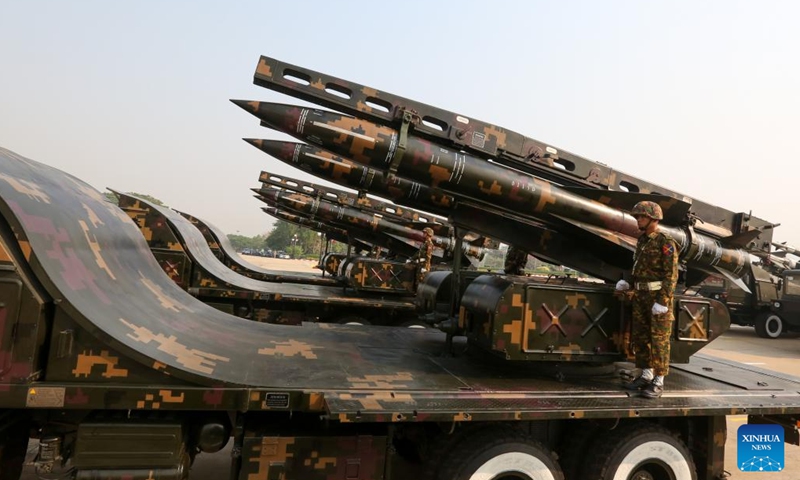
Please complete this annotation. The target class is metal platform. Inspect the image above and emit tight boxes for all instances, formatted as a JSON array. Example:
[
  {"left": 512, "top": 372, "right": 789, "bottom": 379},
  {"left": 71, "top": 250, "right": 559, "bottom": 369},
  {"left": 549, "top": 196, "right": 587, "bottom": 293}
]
[{"left": 1, "top": 146, "right": 799, "bottom": 422}]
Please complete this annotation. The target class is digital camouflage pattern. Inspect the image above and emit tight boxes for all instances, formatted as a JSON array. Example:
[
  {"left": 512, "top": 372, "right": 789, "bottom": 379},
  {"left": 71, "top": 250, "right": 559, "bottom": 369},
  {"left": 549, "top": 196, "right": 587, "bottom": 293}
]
[
  {"left": 0, "top": 57, "right": 796, "bottom": 478},
  {"left": 459, "top": 273, "right": 723, "bottom": 363},
  {"left": 343, "top": 257, "right": 417, "bottom": 294},
  {"left": 116, "top": 192, "right": 417, "bottom": 324},
  {"left": 259, "top": 169, "right": 445, "bottom": 228},
  {"left": 631, "top": 201, "right": 664, "bottom": 220},
  {"left": 175, "top": 209, "right": 337, "bottom": 287},
  {"left": 248, "top": 55, "right": 777, "bottom": 251},
  {"left": 244, "top": 138, "right": 632, "bottom": 281},
  {"left": 255, "top": 186, "right": 486, "bottom": 263},
  {"left": 503, "top": 246, "right": 529, "bottom": 275},
  {"left": 260, "top": 206, "right": 374, "bottom": 254},
  {"left": 234, "top": 101, "right": 754, "bottom": 286},
  {"left": 412, "top": 228, "right": 434, "bottom": 284},
  {"left": 246, "top": 139, "right": 454, "bottom": 217},
  {"left": 631, "top": 230, "right": 680, "bottom": 375}
]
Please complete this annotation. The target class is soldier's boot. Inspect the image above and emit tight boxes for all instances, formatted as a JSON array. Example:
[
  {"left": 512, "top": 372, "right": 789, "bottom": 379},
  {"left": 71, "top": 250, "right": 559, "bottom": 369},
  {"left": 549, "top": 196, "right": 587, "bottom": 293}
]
[
  {"left": 622, "top": 375, "right": 651, "bottom": 391},
  {"left": 640, "top": 381, "right": 664, "bottom": 399}
]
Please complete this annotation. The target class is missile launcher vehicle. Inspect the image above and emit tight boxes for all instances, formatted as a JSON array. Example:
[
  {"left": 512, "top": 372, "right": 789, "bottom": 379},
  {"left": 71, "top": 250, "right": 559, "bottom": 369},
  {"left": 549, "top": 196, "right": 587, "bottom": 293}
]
[
  {"left": 114, "top": 191, "right": 418, "bottom": 324},
  {"left": 1, "top": 54, "right": 799, "bottom": 480}
]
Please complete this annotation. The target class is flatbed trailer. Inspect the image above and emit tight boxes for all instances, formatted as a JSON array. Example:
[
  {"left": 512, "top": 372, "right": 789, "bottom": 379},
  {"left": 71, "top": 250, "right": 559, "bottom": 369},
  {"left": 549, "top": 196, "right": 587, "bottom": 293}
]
[
  {"left": 113, "top": 192, "right": 417, "bottom": 325},
  {"left": 1, "top": 150, "right": 800, "bottom": 479},
  {"left": 174, "top": 208, "right": 354, "bottom": 285}
]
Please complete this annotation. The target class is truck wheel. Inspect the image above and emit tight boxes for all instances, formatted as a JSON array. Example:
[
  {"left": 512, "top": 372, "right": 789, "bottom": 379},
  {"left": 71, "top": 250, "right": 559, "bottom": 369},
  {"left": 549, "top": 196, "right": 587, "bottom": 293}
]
[
  {"left": 583, "top": 423, "right": 696, "bottom": 480},
  {"left": 437, "top": 426, "right": 563, "bottom": 480},
  {"left": 754, "top": 313, "right": 783, "bottom": 339}
]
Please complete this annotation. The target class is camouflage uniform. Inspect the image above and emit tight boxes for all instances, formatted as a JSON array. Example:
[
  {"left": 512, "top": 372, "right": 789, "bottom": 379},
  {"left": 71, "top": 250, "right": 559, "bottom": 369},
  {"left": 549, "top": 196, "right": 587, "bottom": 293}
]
[
  {"left": 415, "top": 228, "right": 434, "bottom": 284},
  {"left": 503, "top": 246, "right": 529, "bottom": 275},
  {"left": 631, "top": 229, "right": 679, "bottom": 376}
]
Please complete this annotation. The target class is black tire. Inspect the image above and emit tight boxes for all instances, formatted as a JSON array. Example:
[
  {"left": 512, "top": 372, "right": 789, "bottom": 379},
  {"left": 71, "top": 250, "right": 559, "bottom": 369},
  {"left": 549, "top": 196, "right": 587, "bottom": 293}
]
[
  {"left": 582, "top": 423, "right": 696, "bottom": 480},
  {"left": 755, "top": 313, "right": 783, "bottom": 339},
  {"left": 437, "top": 426, "right": 564, "bottom": 480},
  {"left": 0, "top": 412, "right": 30, "bottom": 480}
]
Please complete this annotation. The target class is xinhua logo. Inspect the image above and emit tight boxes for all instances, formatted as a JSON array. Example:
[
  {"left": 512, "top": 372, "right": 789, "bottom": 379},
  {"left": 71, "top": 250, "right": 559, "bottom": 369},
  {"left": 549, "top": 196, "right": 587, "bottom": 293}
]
[{"left": 738, "top": 424, "right": 784, "bottom": 472}]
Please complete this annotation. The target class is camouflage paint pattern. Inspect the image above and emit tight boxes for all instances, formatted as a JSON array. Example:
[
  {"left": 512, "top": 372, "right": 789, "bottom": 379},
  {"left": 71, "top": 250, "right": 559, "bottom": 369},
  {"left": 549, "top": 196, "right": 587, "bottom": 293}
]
[
  {"left": 115, "top": 192, "right": 417, "bottom": 323},
  {"left": 246, "top": 138, "right": 453, "bottom": 217},
  {"left": 239, "top": 434, "right": 386, "bottom": 480},
  {"left": 460, "top": 274, "right": 727, "bottom": 363},
  {"left": 630, "top": 230, "right": 680, "bottom": 376},
  {"left": 235, "top": 101, "right": 753, "bottom": 286},
  {"left": 255, "top": 194, "right": 420, "bottom": 260},
  {"left": 259, "top": 169, "right": 445, "bottom": 229},
  {"left": 321, "top": 253, "right": 347, "bottom": 276},
  {"left": 259, "top": 206, "right": 373, "bottom": 254},
  {"left": 248, "top": 55, "right": 776, "bottom": 251},
  {"left": 172, "top": 207, "right": 338, "bottom": 287},
  {"left": 342, "top": 257, "right": 417, "bottom": 294},
  {"left": 255, "top": 187, "right": 485, "bottom": 262},
  {"left": 177, "top": 209, "right": 331, "bottom": 284}
]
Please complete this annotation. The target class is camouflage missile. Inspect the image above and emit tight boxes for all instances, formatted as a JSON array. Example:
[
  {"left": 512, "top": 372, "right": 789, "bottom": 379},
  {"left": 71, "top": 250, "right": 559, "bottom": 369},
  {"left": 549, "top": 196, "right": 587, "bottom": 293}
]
[
  {"left": 244, "top": 138, "right": 454, "bottom": 217},
  {"left": 234, "top": 101, "right": 753, "bottom": 288},
  {"left": 249, "top": 55, "right": 777, "bottom": 249},
  {"left": 257, "top": 169, "right": 450, "bottom": 236},
  {"left": 255, "top": 191, "right": 422, "bottom": 259},
  {"left": 261, "top": 205, "right": 350, "bottom": 242},
  {"left": 261, "top": 206, "right": 375, "bottom": 253},
  {"left": 255, "top": 186, "right": 486, "bottom": 261}
]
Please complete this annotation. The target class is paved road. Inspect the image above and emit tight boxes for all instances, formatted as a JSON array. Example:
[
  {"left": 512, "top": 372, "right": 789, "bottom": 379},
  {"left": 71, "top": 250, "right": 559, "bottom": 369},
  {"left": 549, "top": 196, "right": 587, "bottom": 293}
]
[
  {"left": 706, "top": 326, "right": 800, "bottom": 479},
  {"left": 18, "top": 262, "right": 800, "bottom": 478}
]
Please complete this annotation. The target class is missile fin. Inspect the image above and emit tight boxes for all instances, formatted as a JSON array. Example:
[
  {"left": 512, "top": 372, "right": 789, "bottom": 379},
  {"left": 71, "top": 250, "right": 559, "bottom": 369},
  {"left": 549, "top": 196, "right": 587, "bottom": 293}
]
[
  {"left": 560, "top": 187, "right": 693, "bottom": 225},
  {"left": 550, "top": 214, "right": 638, "bottom": 252},
  {"left": 713, "top": 266, "right": 752, "bottom": 294},
  {"left": 719, "top": 229, "right": 763, "bottom": 248}
]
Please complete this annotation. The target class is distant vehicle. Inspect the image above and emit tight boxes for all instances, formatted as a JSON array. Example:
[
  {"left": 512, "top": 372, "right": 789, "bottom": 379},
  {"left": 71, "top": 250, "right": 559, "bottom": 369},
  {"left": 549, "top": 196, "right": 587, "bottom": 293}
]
[{"left": 278, "top": 252, "right": 291, "bottom": 259}]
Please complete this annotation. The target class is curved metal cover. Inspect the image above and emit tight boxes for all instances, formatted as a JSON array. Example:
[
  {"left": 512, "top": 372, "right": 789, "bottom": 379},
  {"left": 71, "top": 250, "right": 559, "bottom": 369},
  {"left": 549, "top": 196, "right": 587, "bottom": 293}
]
[{"left": 0, "top": 147, "right": 448, "bottom": 388}]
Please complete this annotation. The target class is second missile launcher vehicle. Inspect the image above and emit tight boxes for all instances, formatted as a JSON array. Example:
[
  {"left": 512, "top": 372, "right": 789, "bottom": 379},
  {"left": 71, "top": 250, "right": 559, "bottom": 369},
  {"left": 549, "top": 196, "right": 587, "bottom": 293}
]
[{"left": 115, "top": 191, "right": 419, "bottom": 325}]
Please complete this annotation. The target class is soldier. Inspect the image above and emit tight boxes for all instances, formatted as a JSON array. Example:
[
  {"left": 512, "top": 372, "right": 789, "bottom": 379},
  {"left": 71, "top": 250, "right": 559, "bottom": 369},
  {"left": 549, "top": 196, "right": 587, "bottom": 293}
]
[
  {"left": 503, "top": 245, "right": 529, "bottom": 275},
  {"left": 412, "top": 227, "right": 434, "bottom": 284},
  {"left": 616, "top": 201, "right": 679, "bottom": 399}
]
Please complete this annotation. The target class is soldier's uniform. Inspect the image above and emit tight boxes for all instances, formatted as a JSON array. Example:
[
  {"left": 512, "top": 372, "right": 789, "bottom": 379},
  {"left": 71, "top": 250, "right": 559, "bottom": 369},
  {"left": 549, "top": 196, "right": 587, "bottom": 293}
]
[
  {"left": 503, "top": 246, "right": 529, "bottom": 275},
  {"left": 631, "top": 230, "right": 679, "bottom": 376},
  {"left": 415, "top": 228, "right": 434, "bottom": 284}
]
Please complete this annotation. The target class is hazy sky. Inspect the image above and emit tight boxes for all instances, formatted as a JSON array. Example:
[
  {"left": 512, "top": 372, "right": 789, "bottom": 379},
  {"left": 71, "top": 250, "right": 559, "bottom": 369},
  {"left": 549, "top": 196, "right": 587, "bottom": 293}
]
[{"left": 2, "top": 1, "right": 799, "bottom": 244}]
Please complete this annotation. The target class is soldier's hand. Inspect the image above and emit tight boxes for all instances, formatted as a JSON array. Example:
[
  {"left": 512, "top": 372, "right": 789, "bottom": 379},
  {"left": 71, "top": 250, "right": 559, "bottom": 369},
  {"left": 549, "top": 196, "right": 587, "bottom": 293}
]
[
  {"left": 652, "top": 302, "right": 668, "bottom": 315},
  {"left": 614, "top": 289, "right": 634, "bottom": 302}
]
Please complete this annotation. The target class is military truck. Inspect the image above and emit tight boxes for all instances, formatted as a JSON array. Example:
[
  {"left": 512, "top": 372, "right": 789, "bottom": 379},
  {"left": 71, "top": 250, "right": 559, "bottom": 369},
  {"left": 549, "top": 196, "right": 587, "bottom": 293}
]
[
  {"left": 2, "top": 54, "right": 800, "bottom": 480},
  {"left": 700, "top": 268, "right": 800, "bottom": 338}
]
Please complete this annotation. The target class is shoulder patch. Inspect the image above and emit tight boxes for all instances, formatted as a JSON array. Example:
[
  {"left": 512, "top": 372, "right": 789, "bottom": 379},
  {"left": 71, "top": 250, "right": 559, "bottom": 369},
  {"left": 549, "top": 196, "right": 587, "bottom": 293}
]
[{"left": 662, "top": 243, "right": 675, "bottom": 256}]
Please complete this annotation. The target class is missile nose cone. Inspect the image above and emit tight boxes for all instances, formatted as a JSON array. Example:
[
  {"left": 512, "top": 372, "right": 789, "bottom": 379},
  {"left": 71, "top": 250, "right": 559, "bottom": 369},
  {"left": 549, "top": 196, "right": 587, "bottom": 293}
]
[
  {"left": 230, "top": 99, "right": 259, "bottom": 114},
  {"left": 245, "top": 139, "right": 296, "bottom": 161},
  {"left": 232, "top": 101, "right": 300, "bottom": 131},
  {"left": 243, "top": 138, "right": 263, "bottom": 149}
]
